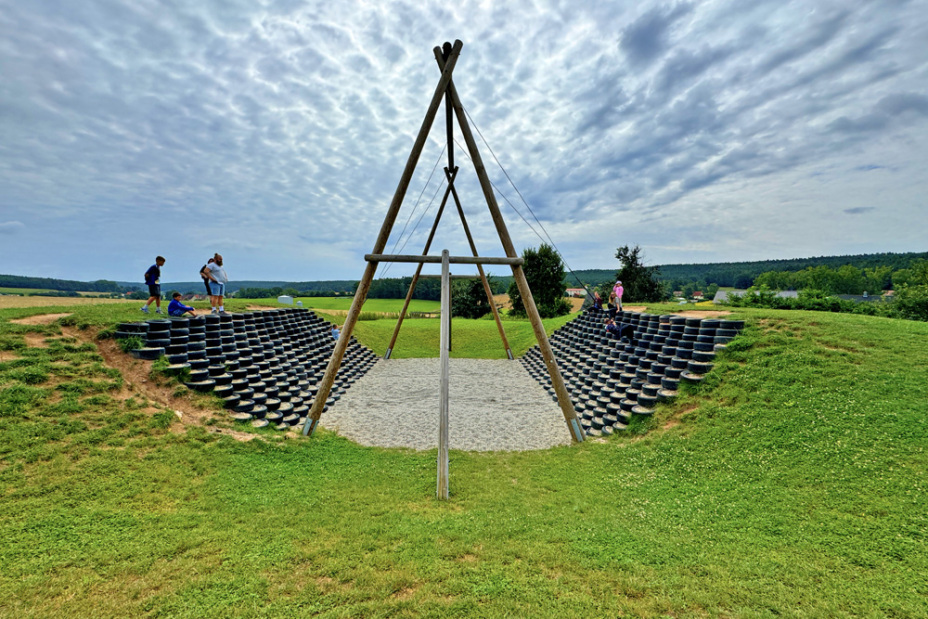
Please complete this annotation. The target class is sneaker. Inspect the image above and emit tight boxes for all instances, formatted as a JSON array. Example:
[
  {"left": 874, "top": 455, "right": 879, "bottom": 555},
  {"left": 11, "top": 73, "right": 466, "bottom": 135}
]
[
  {"left": 155, "top": 309, "right": 163, "bottom": 314},
  {"left": 140, "top": 306, "right": 149, "bottom": 313}
]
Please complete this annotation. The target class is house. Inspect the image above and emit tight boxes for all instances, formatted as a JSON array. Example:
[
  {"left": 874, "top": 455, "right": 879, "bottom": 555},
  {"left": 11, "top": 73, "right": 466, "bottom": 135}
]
[
  {"left": 565, "top": 288, "right": 588, "bottom": 298},
  {"left": 692, "top": 291, "right": 704, "bottom": 300}
]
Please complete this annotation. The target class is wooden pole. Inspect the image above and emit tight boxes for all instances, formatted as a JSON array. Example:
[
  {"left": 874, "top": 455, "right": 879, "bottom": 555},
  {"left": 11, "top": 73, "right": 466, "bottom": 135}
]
[
  {"left": 385, "top": 168, "right": 458, "bottom": 359},
  {"left": 434, "top": 49, "right": 584, "bottom": 443},
  {"left": 302, "top": 40, "right": 463, "bottom": 437},
  {"left": 437, "top": 249, "right": 451, "bottom": 499},
  {"left": 445, "top": 169, "right": 513, "bottom": 359}
]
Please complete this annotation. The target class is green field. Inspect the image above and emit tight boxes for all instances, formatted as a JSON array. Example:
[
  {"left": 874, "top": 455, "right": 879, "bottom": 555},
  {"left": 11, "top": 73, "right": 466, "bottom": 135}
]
[
  {"left": 289, "top": 297, "right": 441, "bottom": 314},
  {"left": 0, "top": 301, "right": 926, "bottom": 617},
  {"left": 0, "top": 287, "right": 55, "bottom": 295}
]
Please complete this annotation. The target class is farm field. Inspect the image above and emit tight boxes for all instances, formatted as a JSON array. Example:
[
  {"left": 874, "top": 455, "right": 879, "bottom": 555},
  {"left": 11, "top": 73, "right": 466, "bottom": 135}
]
[{"left": 0, "top": 299, "right": 926, "bottom": 617}]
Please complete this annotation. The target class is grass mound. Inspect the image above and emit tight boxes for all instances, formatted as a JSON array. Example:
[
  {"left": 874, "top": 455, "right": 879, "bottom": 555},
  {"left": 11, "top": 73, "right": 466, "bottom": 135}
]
[{"left": 0, "top": 301, "right": 926, "bottom": 616}]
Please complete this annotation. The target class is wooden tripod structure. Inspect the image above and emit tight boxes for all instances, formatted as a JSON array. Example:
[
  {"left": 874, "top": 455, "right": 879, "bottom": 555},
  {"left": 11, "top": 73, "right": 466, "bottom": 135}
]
[{"left": 301, "top": 40, "right": 584, "bottom": 445}]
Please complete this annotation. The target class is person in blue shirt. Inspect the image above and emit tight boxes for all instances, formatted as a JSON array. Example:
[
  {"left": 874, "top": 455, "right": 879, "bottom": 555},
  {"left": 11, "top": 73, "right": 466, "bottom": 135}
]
[
  {"left": 141, "top": 256, "right": 165, "bottom": 314},
  {"left": 168, "top": 292, "right": 197, "bottom": 317}
]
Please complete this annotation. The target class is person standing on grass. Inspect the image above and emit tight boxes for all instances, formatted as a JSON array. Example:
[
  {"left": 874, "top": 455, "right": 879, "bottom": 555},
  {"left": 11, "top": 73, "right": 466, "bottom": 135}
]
[
  {"left": 204, "top": 253, "right": 228, "bottom": 314},
  {"left": 613, "top": 280, "right": 624, "bottom": 311},
  {"left": 141, "top": 256, "right": 165, "bottom": 314}
]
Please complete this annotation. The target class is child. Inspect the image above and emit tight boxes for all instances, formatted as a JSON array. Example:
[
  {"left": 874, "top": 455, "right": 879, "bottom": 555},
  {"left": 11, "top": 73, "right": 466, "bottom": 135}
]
[
  {"left": 168, "top": 293, "right": 197, "bottom": 317},
  {"left": 141, "top": 256, "right": 165, "bottom": 314}
]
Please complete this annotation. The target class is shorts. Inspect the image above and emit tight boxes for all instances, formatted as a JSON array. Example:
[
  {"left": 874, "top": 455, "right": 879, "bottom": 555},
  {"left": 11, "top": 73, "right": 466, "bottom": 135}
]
[
  {"left": 148, "top": 284, "right": 161, "bottom": 298},
  {"left": 209, "top": 281, "right": 225, "bottom": 296}
]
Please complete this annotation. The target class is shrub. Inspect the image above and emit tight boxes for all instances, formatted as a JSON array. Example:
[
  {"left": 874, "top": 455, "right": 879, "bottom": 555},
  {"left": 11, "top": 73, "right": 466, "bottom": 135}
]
[
  {"left": 118, "top": 336, "right": 145, "bottom": 353},
  {"left": 892, "top": 284, "right": 928, "bottom": 321}
]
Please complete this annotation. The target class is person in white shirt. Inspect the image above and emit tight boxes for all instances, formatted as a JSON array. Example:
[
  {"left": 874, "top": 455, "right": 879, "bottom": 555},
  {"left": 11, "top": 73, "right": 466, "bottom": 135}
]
[{"left": 204, "top": 253, "right": 229, "bottom": 313}]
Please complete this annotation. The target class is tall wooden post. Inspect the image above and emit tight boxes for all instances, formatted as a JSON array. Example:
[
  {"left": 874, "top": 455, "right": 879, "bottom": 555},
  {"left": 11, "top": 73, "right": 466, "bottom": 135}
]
[
  {"left": 435, "top": 49, "right": 584, "bottom": 442},
  {"left": 437, "top": 249, "right": 451, "bottom": 499},
  {"left": 302, "top": 40, "right": 463, "bottom": 436}
]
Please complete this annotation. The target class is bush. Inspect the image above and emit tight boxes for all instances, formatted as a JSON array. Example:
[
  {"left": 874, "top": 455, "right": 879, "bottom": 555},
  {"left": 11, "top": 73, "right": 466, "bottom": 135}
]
[
  {"left": 892, "top": 284, "right": 928, "bottom": 321},
  {"left": 118, "top": 336, "right": 145, "bottom": 353}
]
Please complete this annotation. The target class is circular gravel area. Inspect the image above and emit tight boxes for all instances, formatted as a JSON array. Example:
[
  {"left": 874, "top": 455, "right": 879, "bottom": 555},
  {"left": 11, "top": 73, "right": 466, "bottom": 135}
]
[{"left": 321, "top": 358, "right": 572, "bottom": 451}]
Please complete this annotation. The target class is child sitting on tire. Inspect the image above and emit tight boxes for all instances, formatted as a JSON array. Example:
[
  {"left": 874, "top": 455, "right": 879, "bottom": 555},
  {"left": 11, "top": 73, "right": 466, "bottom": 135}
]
[{"left": 168, "top": 293, "right": 197, "bottom": 317}]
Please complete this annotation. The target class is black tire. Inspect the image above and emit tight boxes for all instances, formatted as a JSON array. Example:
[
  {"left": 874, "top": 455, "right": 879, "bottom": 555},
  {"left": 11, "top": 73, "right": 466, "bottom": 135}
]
[
  {"left": 185, "top": 379, "right": 216, "bottom": 392},
  {"left": 231, "top": 412, "right": 252, "bottom": 423},
  {"left": 131, "top": 347, "right": 164, "bottom": 360}
]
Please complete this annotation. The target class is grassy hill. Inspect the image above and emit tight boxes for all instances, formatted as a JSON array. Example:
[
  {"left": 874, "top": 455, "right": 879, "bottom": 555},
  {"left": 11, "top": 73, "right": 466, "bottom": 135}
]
[{"left": 0, "top": 299, "right": 926, "bottom": 616}]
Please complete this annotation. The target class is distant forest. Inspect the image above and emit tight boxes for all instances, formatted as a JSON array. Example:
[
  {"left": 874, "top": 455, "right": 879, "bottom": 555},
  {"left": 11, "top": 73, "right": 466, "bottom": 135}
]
[
  {"left": 0, "top": 274, "right": 123, "bottom": 293},
  {"left": 2, "top": 251, "right": 926, "bottom": 297},
  {"left": 566, "top": 251, "right": 928, "bottom": 290}
]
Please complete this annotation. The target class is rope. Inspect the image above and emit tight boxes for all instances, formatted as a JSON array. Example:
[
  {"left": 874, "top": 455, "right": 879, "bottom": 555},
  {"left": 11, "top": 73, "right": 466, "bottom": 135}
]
[
  {"left": 454, "top": 112, "right": 598, "bottom": 302},
  {"left": 380, "top": 144, "right": 446, "bottom": 279}
]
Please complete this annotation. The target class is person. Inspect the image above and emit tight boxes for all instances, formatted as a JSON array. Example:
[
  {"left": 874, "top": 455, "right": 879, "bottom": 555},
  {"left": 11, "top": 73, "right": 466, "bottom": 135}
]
[
  {"left": 168, "top": 292, "right": 197, "bottom": 317},
  {"left": 607, "top": 291, "right": 618, "bottom": 319},
  {"left": 204, "top": 253, "right": 229, "bottom": 314},
  {"left": 613, "top": 280, "right": 624, "bottom": 311},
  {"left": 592, "top": 291, "right": 603, "bottom": 310},
  {"left": 604, "top": 317, "right": 621, "bottom": 336},
  {"left": 331, "top": 324, "right": 340, "bottom": 340},
  {"left": 199, "top": 258, "right": 214, "bottom": 297},
  {"left": 141, "top": 256, "right": 165, "bottom": 314}
]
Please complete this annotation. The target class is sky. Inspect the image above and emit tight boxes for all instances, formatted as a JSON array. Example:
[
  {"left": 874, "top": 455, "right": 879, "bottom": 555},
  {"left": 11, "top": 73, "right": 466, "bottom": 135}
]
[{"left": 1, "top": 0, "right": 927, "bottom": 284}]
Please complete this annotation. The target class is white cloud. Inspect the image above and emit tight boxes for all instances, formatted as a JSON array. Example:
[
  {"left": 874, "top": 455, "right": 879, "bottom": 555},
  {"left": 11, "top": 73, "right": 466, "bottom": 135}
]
[{"left": 0, "top": 0, "right": 925, "bottom": 281}]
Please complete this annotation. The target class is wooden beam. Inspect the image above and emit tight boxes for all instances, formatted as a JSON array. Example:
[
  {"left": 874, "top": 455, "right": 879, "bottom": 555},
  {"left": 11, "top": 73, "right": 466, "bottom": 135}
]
[
  {"left": 301, "top": 40, "right": 464, "bottom": 437},
  {"left": 437, "top": 249, "right": 450, "bottom": 500},
  {"left": 366, "top": 254, "right": 523, "bottom": 266}
]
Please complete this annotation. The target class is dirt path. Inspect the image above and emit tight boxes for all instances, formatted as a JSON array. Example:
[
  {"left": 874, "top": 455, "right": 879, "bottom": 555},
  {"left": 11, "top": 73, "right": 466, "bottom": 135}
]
[
  {"left": 81, "top": 329, "right": 258, "bottom": 442},
  {"left": 9, "top": 313, "right": 72, "bottom": 325}
]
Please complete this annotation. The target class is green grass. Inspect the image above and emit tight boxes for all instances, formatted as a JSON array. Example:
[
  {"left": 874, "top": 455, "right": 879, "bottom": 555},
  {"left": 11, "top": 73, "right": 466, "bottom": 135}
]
[
  {"left": 0, "top": 287, "right": 56, "bottom": 295},
  {"left": 1, "top": 303, "right": 926, "bottom": 617},
  {"left": 287, "top": 297, "right": 442, "bottom": 314}
]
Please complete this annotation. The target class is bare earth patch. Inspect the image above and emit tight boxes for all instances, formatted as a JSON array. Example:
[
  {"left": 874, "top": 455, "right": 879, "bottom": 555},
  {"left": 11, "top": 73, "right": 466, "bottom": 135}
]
[
  {"left": 71, "top": 328, "right": 258, "bottom": 442},
  {"left": 0, "top": 296, "right": 129, "bottom": 309},
  {"left": 672, "top": 310, "right": 731, "bottom": 318},
  {"left": 23, "top": 333, "right": 50, "bottom": 348},
  {"left": 9, "top": 313, "right": 72, "bottom": 325}
]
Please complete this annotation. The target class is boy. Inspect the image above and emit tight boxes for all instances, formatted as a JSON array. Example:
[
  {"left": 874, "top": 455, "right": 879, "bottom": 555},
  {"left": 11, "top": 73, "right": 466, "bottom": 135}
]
[
  {"left": 168, "top": 292, "right": 197, "bottom": 317},
  {"left": 141, "top": 256, "right": 166, "bottom": 314}
]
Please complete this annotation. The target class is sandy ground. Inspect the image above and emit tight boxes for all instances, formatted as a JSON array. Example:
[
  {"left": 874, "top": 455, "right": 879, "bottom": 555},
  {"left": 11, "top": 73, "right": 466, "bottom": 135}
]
[
  {"left": 0, "top": 296, "right": 129, "bottom": 309},
  {"left": 322, "top": 358, "right": 572, "bottom": 451},
  {"left": 9, "top": 313, "right": 72, "bottom": 325}
]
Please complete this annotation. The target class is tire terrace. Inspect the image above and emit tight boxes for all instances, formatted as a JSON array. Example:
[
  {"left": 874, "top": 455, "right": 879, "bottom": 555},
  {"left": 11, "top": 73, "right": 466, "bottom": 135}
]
[
  {"left": 114, "top": 308, "right": 378, "bottom": 430},
  {"left": 520, "top": 308, "right": 744, "bottom": 437}
]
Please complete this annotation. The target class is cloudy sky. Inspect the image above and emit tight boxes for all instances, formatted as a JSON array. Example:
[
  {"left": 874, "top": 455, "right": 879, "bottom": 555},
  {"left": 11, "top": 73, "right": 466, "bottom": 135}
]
[{"left": 1, "top": 0, "right": 926, "bottom": 284}]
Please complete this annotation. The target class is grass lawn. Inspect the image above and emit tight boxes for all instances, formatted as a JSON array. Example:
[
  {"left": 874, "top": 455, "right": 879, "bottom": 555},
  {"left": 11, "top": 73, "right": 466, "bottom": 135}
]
[
  {"left": 0, "top": 301, "right": 926, "bottom": 617},
  {"left": 286, "top": 297, "right": 441, "bottom": 314}
]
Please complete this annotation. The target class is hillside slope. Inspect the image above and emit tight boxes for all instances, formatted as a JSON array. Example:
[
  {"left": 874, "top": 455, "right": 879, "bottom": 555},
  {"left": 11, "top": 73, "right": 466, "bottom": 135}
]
[{"left": 0, "top": 303, "right": 926, "bottom": 616}]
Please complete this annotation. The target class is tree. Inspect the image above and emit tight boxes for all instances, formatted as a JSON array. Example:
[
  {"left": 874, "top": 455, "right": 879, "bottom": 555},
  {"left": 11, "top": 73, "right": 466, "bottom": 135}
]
[
  {"left": 451, "top": 277, "right": 493, "bottom": 319},
  {"left": 507, "top": 244, "right": 571, "bottom": 318},
  {"left": 614, "top": 245, "right": 665, "bottom": 302}
]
